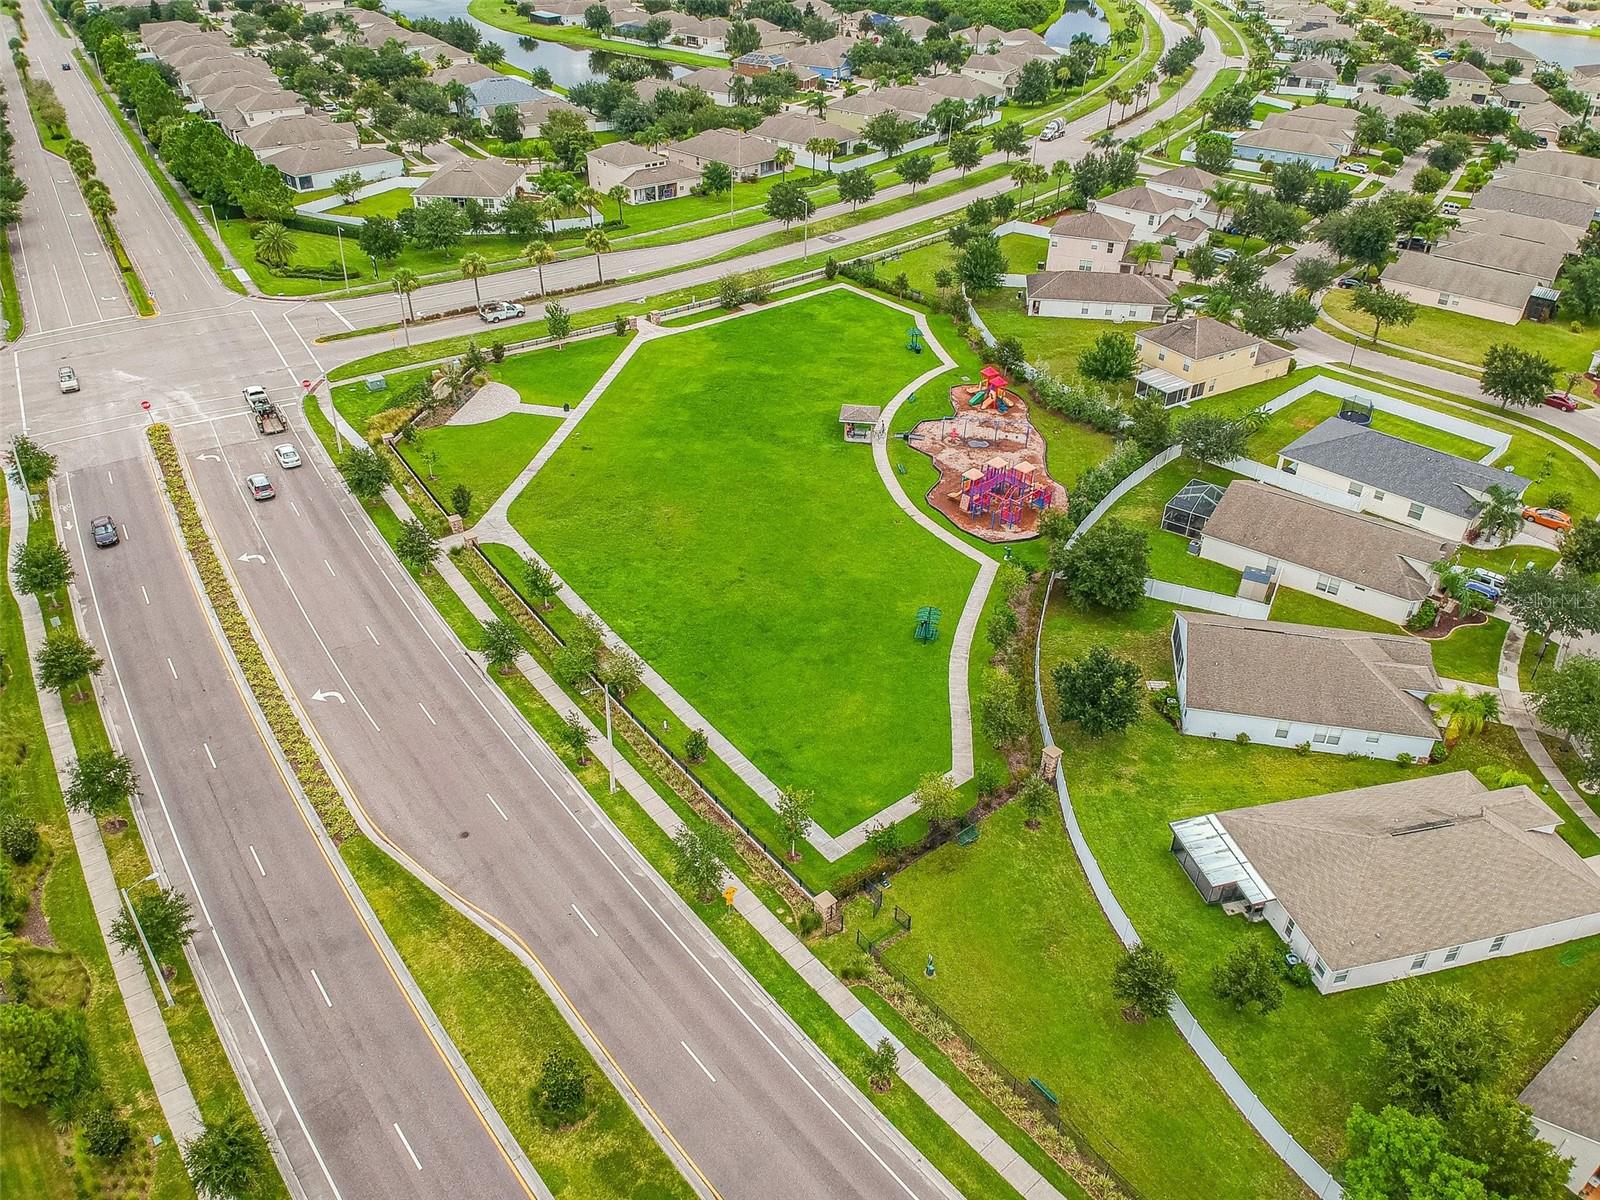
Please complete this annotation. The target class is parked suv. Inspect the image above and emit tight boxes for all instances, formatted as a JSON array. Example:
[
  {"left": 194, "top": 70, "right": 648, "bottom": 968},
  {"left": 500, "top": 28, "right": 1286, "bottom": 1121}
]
[{"left": 479, "top": 301, "right": 525, "bottom": 323}]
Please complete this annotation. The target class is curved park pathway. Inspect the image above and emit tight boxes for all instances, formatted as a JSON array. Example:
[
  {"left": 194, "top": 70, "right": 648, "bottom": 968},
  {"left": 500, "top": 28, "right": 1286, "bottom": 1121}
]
[
  {"left": 1496, "top": 627, "right": 1600, "bottom": 839},
  {"left": 473, "top": 284, "right": 995, "bottom": 861}
]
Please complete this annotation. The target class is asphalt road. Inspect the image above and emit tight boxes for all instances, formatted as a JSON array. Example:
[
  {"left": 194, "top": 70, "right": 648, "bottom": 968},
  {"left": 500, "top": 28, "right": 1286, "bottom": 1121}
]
[
  {"left": 58, "top": 436, "right": 530, "bottom": 1200},
  {"left": 179, "top": 413, "right": 964, "bottom": 1200}
]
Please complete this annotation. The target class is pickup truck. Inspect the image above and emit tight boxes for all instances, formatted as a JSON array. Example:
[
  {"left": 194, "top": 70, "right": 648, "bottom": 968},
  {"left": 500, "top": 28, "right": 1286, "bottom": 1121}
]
[
  {"left": 244, "top": 385, "right": 286, "bottom": 435},
  {"left": 479, "top": 300, "right": 526, "bottom": 323}
]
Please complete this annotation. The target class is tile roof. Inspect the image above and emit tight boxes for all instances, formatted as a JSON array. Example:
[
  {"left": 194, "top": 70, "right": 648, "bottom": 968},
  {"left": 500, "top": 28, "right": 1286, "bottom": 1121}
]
[
  {"left": 1215, "top": 773, "right": 1600, "bottom": 970},
  {"left": 1178, "top": 611, "right": 1442, "bottom": 740},
  {"left": 1278, "top": 417, "right": 1529, "bottom": 518},
  {"left": 1138, "top": 316, "right": 1261, "bottom": 358},
  {"left": 1050, "top": 210, "right": 1132, "bottom": 241},
  {"left": 1202, "top": 481, "right": 1452, "bottom": 599}
]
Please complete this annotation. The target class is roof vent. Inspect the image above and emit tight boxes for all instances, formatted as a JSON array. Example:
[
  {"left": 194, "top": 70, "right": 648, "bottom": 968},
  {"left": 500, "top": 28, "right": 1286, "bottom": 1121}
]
[{"left": 1390, "top": 818, "right": 1455, "bottom": 837}]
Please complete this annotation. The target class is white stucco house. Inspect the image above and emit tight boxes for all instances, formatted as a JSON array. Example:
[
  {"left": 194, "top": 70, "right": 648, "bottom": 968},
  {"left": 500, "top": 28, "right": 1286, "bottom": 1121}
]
[
  {"left": 1171, "top": 611, "right": 1442, "bottom": 760},
  {"left": 1197, "top": 481, "right": 1454, "bottom": 625},
  {"left": 1023, "top": 271, "right": 1176, "bottom": 320},
  {"left": 1520, "top": 1006, "right": 1600, "bottom": 1196},
  {"left": 1277, "top": 418, "right": 1530, "bottom": 542},
  {"left": 1170, "top": 773, "right": 1600, "bottom": 993},
  {"left": 271, "top": 141, "right": 404, "bottom": 192}
]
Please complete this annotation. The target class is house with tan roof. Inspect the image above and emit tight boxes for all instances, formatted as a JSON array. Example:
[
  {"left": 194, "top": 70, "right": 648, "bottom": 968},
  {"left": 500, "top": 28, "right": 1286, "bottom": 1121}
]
[
  {"left": 1170, "top": 772, "right": 1600, "bottom": 991},
  {"left": 1231, "top": 127, "right": 1343, "bottom": 171},
  {"left": 1023, "top": 271, "right": 1176, "bottom": 321},
  {"left": 1170, "top": 611, "right": 1443, "bottom": 760},
  {"left": 788, "top": 35, "right": 853, "bottom": 84},
  {"left": 1354, "top": 62, "right": 1413, "bottom": 91},
  {"left": 1088, "top": 184, "right": 1219, "bottom": 245},
  {"left": 585, "top": 142, "right": 698, "bottom": 204},
  {"left": 1146, "top": 165, "right": 1219, "bottom": 206},
  {"left": 1281, "top": 58, "right": 1356, "bottom": 98},
  {"left": 676, "top": 66, "right": 738, "bottom": 105},
  {"left": 1197, "top": 481, "right": 1453, "bottom": 624},
  {"left": 411, "top": 158, "right": 528, "bottom": 210},
  {"left": 750, "top": 111, "right": 860, "bottom": 157},
  {"left": 1277, "top": 417, "right": 1529, "bottom": 541},
  {"left": 668, "top": 128, "right": 780, "bottom": 179},
  {"left": 1043, "top": 211, "right": 1177, "bottom": 277},
  {"left": 1517, "top": 100, "right": 1581, "bottom": 145},
  {"left": 1443, "top": 59, "right": 1492, "bottom": 104},
  {"left": 237, "top": 114, "right": 358, "bottom": 154},
  {"left": 1520, "top": 1006, "right": 1600, "bottom": 1196},
  {"left": 1380, "top": 211, "right": 1572, "bottom": 324},
  {"left": 273, "top": 141, "right": 403, "bottom": 192},
  {"left": 919, "top": 73, "right": 1005, "bottom": 104},
  {"left": 1358, "top": 90, "right": 1422, "bottom": 120},
  {"left": 1473, "top": 172, "right": 1600, "bottom": 230},
  {"left": 1515, "top": 148, "right": 1600, "bottom": 187},
  {"left": 1132, "top": 317, "right": 1291, "bottom": 405}
]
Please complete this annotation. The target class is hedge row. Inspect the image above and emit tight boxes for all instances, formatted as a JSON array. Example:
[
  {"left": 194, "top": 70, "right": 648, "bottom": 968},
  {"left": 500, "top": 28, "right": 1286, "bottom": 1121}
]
[{"left": 146, "top": 425, "right": 357, "bottom": 842}]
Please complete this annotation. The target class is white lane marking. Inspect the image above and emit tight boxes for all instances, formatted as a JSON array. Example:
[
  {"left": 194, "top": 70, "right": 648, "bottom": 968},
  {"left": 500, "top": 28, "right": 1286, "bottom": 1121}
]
[
  {"left": 365, "top": 625, "right": 380, "bottom": 647},
  {"left": 107, "top": 470, "right": 113, "bottom": 484},
  {"left": 291, "top": 501, "right": 302, "bottom": 517},
  {"left": 202, "top": 743, "right": 217, "bottom": 769},
  {"left": 571, "top": 904, "right": 598, "bottom": 938},
  {"left": 485, "top": 792, "right": 508, "bottom": 821},
  {"left": 323, "top": 559, "right": 336, "bottom": 578},
  {"left": 324, "top": 301, "right": 354, "bottom": 331},
  {"left": 167, "top": 657, "right": 178, "bottom": 680},
  {"left": 330, "top": 500, "right": 927, "bottom": 1200},
  {"left": 393, "top": 1124, "right": 422, "bottom": 1171},
  {"left": 418, "top": 702, "right": 436, "bottom": 726},
  {"left": 61, "top": 474, "right": 346, "bottom": 1200},
  {"left": 249, "top": 845, "right": 266, "bottom": 877},
  {"left": 140, "top": 585, "right": 150, "bottom": 605},
  {"left": 311, "top": 969, "right": 333, "bottom": 1009},
  {"left": 311, "top": 689, "right": 346, "bottom": 704},
  {"left": 681, "top": 1041, "right": 716, "bottom": 1083}
]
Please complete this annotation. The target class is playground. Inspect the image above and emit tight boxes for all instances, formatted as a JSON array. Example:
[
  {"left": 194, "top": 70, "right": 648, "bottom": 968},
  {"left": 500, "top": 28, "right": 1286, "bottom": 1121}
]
[
  {"left": 507, "top": 289, "right": 980, "bottom": 834},
  {"left": 905, "top": 367, "right": 1067, "bottom": 542}
]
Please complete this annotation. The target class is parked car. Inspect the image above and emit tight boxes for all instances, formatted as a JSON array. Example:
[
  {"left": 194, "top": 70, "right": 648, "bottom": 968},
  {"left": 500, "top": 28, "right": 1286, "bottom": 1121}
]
[
  {"left": 1543, "top": 392, "right": 1578, "bottom": 412},
  {"left": 1345, "top": 162, "right": 1369, "bottom": 175},
  {"left": 273, "top": 443, "right": 303, "bottom": 469},
  {"left": 1523, "top": 505, "right": 1572, "bottom": 532},
  {"left": 479, "top": 301, "right": 525, "bottom": 323},
  {"left": 1212, "top": 247, "right": 1237, "bottom": 264},
  {"left": 246, "top": 473, "right": 276, "bottom": 501},
  {"left": 1336, "top": 275, "right": 1362, "bottom": 288},
  {"left": 58, "top": 366, "right": 79, "bottom": 393},
  {"left": 1463, "top": 578, "right": 1502, "bottom": 602},
  {"left": 1441, "top": 201, "right": 1461, "bottom": 215},
  {"left": 1470, "top": 567, "right": 1508, "bottom": 591},
  {"left": 90, "top": 515, "right": 119, "bottom": 548}
]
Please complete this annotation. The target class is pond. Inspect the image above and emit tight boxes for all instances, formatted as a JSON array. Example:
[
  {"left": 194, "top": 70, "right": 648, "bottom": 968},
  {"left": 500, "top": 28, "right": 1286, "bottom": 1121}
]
[
  {"left": 391, "top": 0, "right": 687, "bottom": 87},
  {"left": 1499, "top": 27, "right": 1600, "bottom": 72},
  {"left": 1044, "top": 0, "right": 1110, "bottom": 50}
]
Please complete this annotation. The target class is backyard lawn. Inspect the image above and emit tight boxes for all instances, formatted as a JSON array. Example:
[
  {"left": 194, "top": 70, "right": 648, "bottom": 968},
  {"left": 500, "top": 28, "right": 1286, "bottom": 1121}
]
[
  {"left": 1104, "top": 458, "right": 1244, "bottom": 593},
  {"left": 508, "top": 290, "right": 979, "bottom": 833},
  {"left": 1323, "top": 286, "right": 1600, "bottom": 375},
  {"left": 328, "top": 187, "right": 416, "bottom": 219},
  {"left": 1244, "top": 392, "right": 1494, "bottom": 464},
  {"left": 397, "top": 412, "right": 563, "bottom": 523},
  {"left": 975, "top": 298, "right": 1152, "bottom": 382},
  {"left": 1427, "top": 616, "right": 1510, "bottom": 687}
]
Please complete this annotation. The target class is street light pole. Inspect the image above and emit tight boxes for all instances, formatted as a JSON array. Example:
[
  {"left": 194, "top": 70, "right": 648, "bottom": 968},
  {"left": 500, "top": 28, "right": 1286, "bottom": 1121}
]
[
  {"left": 121, "top": 876, "right": 173, "bottom": 1008},
  {"left": 605, "top": 686, "right": 615, "bottom": 795},
  {"left": 396, "top": 280, "right": 410, "bottom": 348},
  {"left": 336, "top": 225, "right": 349, "bottom": 292}
]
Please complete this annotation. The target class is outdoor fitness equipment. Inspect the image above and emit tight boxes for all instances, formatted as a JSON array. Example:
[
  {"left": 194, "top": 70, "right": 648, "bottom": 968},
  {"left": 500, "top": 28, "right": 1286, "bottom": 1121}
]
[{"left": 906, "top": 326, "right": 924, "bottom": 354}]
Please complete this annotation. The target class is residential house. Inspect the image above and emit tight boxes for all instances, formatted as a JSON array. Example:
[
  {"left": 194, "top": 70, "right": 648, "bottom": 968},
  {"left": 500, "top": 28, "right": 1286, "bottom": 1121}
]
[
  {"left": 826, "top": 87, "right": 938, "bottom": 130},
  {"left": 429, "top": 61, "right": 501, "bottom": 89},
  {"left": 235, "top": 113, "right": 358, "bottom": 155},
  {"left": 1572, "top": 62, "right": 1600, "bottom": 102},
  {"left": 411, "top": 157, "right": 528, "bottom": 210},
  {"left": 1170, "top": 773, "right": 1600, "bottom": 992},
  {"left": 1276, "top": 417, "right": 1530, "bottom": 541},
  {"left": 1088, "top": 184, "right": 1219, "bottom": 247},
  {"left": 1381, "top": 208, "right": 1574, "bottom": 323},
  {"left": 525, "top": 0, "right": 592, "bottom": 26},
  {"left": 585, "top": 142, "right": 698, "bottom": 204},
  {"left": 1232, "top": 127, "right": 1344, "bottom": 171},
  {"left": 662, "top": 12, "right": 730, "bottom": 51},
  {"left": 896, "top": 14, "right": 938, "bottom": 40},
  {"left": 273, "top": 141, "right": 403, "bottom": 192},
  {"left": 512, "top": 97, "right": 593, "bottom": 138},
  {"left": 1518, "top": 100, "right": 1582, "bottom": 145},
  {"left": 750, "top": 112, "right": 860, "bottom": 157},
  {"left": 676, "top": 66, "right": 739, "bottom": 105},
  {"left": 1359, "top": 90, "right": 1422, "bottom": 120},
  {"left": 1515, "top": 148, "right": 1600, "bottom": 187},
  {"left": 959, "top": 51, "right": 1030, "bottom": 92},
  {"left": 1197, "top": 481, "right": 1454, "bottom": 624},
  {"left": 733, "top": 50, "right": 796, "bottom": 77},
  {"left": 628, "top": 76, "right": 679, "bottom": 106},
  {"left": 1354, "top": 62, "right": 1414, "bottom": 91},
  {"left": 1168, "top": 612, "right": 1443, "bottom": 760},
  {"left": 1044, "top": 210, "right": 1176, "bottom": 277},
  {"left": 919, "top": 72, "right": 1005, "bottom": 105},
  {"left": 1132, "top": 317, "right": 1291, "bottom": 405},
  {"left": 1146, "top": 165, "right": 1220, "bottom": 206},
  {"left": 206, "top": 86, "right": 312, "bottom": 135},
  {"left": 1023, "top": 271, "right": 1177, "bottom": 320},
  {"left": 1520, "top": 1007, "right": 1600, "bottom": 1197},
  {"left": 1474, "top": 171, "right": 1599, "bottom": 230},
  {"left": 1443, "top": 59, "right": 1493, "bottom": 104},
  {"left": 748, "top": 19, "right": 807, "bottom": 50},
  {"left": 463, "top": 74, "right": 544, "bottom": 121},
  {"left": 668, "top": 128, "right": 779, "bottom": 179},
  {"left": 788, "top": 36, "right": 854, "bottom": 84},
  {"left": 1492, "top": 80, "right": 1549, "bottom": 111},
  {"left": 1281, "top": 58, "right": 1357, "bottom": 98}
]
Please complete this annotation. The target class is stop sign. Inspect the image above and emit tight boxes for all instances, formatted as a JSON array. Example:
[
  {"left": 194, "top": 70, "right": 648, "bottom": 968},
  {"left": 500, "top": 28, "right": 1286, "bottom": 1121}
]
[{"left": 140, "top": 400, "right": 151, "bottom": 411}]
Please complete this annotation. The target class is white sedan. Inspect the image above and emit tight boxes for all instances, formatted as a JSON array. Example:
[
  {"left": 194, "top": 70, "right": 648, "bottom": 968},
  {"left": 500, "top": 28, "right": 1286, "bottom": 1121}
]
[{"left": 273, "top": 444, "right": 302, "bottom": 469}]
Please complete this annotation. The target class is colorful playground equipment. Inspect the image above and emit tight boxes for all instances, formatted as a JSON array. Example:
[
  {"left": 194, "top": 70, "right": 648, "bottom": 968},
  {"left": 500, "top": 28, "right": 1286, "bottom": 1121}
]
[
  {"left": 969, "top": 366, "right": 1013, "bottom": 413},
  {"left": 960, "top": 456, "right": 1053, "bottom": 532}
]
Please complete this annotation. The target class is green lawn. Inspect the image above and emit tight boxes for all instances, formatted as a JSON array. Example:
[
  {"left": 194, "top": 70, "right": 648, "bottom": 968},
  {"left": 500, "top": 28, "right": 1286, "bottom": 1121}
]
[
  {"left": 1323, "top": 285, "right": 1600, "bottom": 375},
  {"left": 398, "top": 412, "right": 564, "bottom": 523},
  {"left": 509, "top": 290, "right": 979, "bottom": 833},
  {"left": 1104, "top": 458, "right": 1244, "bottom": 593},
  {"left": 1427, "top": 616, "right": 1510, "bottom": 687},
  {"left": 490, "top": 333, "right": 631, "bottom": 406},
  {"left": 1246, "top": 392, "right": 1494, "bottom": 464},
  {"left": 1454, "top": 543, "right": 1560, "bottom": 574},
  {"left": 1268, "top": 584, "right": 1402, "bottom": 634},
  {"left": 328, "top": 187, "right": 416, "bottom": 219},
  {"left": 975, "top": 298, "right": 1151, "bottom": 382},
  {"left": 1520, "top": 633, "right": 1560, "bottom": 691},
  {"left": 1035, "top": 591, "right": 1600, "bottom": 1167}
]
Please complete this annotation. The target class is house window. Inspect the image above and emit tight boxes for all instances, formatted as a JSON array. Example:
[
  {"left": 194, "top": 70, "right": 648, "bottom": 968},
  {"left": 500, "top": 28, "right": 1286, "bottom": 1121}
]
[
  {"left": 1080, "top": 306, "right": 1090, "bottom": 315},
  {"left": 1284, "top": 917, "right": 1296, "bottom": 939},
  {"left": 1347, "top": 481, "right": 1363, "bottom": 497},
  {"left": 1181, "top": 359, "right": 1193, "bottom": 371},
  {"left": 1104, "top": 307, "right": 1113, "bottom": 316},
  {"left": 1313, "top": 728, "right": 1342, "bottom": 745},
  {"left": 1171, "top": 622, "right": 1185, "bottom": 679},
  {"left": 1438, "top": 292, "right": 1452, "bottom": 305},
  {"left": 1078, "top": 261, "right": 1092, "bottom": 271},
  {"left": 1313, "top": 958, "right": 1326, "bottom": 977},
  {"left": 1157, "top": 351, "right": 1166, "bottom": 362},
  {"left": 1274, "top": 723, "right": 1290, "bottom": 739},
  {"left": 1444, "top": 945, "right": 1461, "bottom": 963},
  {"left": 1333, "top": 970, "right": 1349, "bottom": 984},
  {"left": 1408, "top": 502, "right": 1426, "bottom": 520},
  {"left": 1373, "top": 490, "right": 1385, "bottom": 500},
  {"left": 1315, "top": 575, "right": 1341, "bottom": 595},
  {"left": 1410, "top": 952, "right": 1429, "bottom": 970},
  {"left": 1490, "top": 934, "right": 1506, "bottom": 952}
]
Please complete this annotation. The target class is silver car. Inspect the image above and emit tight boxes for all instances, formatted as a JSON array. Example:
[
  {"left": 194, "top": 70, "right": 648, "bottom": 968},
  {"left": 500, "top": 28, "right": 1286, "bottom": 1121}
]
[{"left": 273, "top": 444, "right": 303, "bottom": 469}]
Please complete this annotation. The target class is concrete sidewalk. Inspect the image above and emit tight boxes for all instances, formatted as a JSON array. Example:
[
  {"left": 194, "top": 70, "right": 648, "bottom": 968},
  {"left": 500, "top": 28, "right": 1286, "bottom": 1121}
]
[
  {"left": 1496, "top": 624, "right": 1600, "bottom": 838},
  {"left": 6, "top": 474, "right": 204, "bottom": 1148}
]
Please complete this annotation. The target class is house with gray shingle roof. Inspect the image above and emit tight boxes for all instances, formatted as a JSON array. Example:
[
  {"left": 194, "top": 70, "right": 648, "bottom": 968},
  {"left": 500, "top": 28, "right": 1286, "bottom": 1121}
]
[
  {"left": 411, "top": 158, "right": 528, "bottom": 209},
  {"left": 1521, "top": 1006, "right": 1600, "bottom": 1195},
  {"left": 1197, "top": 481, "right": 1453, "bottom": 624},
  {"left": 1278, "top": 418, "right": 1529, "bottom": 541},
  {"left": 1171, "top": 772, "right": 1600, "bottom": 992}
]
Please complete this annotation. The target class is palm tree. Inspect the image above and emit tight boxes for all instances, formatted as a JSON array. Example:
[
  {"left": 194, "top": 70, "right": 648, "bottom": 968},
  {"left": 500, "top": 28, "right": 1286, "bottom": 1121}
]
[
  {"left": 1127, "top": 242, "right": 1164, "bottom": 275},
  {"left": 607, "top": 184, "right": 628, "bottom": 225},
  {"left": 86, "top": 187, "right": 116, "bottom": 232},
  {"left": 1050, "top": 159, "right": 1071, "bottom": 203},
  {"left": 1430, "top": 687, "right": 1500, "bottom": 744},
  {"left": 253, "top": 222, "right": 295, "bottom": 272},
  {"left": 576, "top": 185, "right": 605, "bottom": 227},
  {"left": 460, "top": 252, "right": 489, "bottom": 310},
  {"left": 522, "top": 240, "right": 556, "bottom": 295},
  {"left": 774, "top": 147, "right": 794, "bottom": 179},
  {"left": 1208, "top": 181, "right": 1246, "bottom": 229},
  {"left": 1105, "top": 85, "right": 1126, "bottom": 129},
  {"left": 393, "top": 267, "right": 419, "bottom": 322},
  {"left": 803, "top": 137, "right": 828, "bottom": 176},
  {"left": 583, "top": 227, "right": 610, "bottom": 284}
]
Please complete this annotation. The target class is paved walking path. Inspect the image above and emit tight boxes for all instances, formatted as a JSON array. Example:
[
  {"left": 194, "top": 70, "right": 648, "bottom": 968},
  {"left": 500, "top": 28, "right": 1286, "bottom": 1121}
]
[
  {"left": 6, "top": 475, "right": 204, "bottom": 1148},
  {"left": 428, "top": 545, "right": 1069, "bottom": 1200},
  {"left": 1496, "top": 625, "right": 1600, "bottom": 839},
  {"left": 473, "top": 285, "right": 994, "bottom": 860},
  {"left": 445, "top": 381, "right": 568, "bottom": 426}
]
